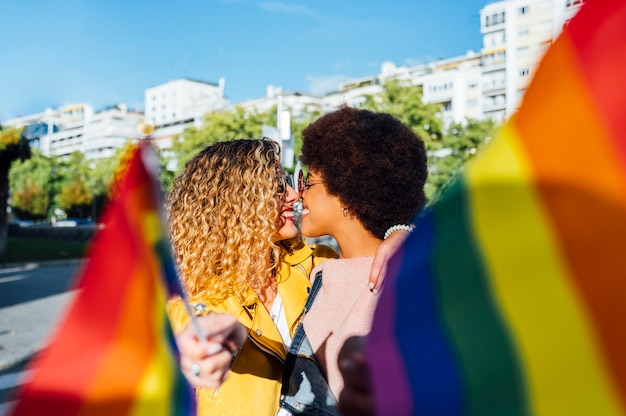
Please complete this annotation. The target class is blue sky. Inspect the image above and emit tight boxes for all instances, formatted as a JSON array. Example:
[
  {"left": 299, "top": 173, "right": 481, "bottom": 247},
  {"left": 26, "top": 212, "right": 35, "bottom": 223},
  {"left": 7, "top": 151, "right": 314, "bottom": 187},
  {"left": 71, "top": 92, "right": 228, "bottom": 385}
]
[{"left": 0, "top": 0, "right": 489, "bottom": 121}]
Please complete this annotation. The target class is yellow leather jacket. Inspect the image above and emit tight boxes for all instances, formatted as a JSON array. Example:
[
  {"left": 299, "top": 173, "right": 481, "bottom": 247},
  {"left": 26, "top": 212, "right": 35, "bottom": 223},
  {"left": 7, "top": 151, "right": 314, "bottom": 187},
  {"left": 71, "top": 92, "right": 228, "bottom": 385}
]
[{"left": 169, "top": 244, "right": 337, "bottom": 416}]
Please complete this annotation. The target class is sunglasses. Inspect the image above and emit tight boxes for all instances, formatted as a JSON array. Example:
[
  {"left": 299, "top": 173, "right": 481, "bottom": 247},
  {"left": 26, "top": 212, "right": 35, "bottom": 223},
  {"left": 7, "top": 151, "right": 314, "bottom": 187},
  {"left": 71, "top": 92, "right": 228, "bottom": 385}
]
[
  {"left": 277, "top": 172, "right": 295, "bottom": 199},
  {"left": 296, "top": 170, "right": 323, "bottom": 198}
]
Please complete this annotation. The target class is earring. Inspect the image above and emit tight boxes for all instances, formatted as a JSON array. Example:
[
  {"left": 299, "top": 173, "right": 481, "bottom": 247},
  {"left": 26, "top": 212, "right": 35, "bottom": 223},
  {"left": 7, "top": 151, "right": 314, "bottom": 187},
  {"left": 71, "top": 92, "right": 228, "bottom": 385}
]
[{"left": 342, "top": 207, "right": 349, "bottom": 217}]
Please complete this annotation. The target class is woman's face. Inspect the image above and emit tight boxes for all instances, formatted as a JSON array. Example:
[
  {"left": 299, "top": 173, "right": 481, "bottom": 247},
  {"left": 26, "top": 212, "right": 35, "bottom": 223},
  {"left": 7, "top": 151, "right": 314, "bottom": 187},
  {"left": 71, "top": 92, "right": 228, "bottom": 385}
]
[
  {"left": 299, "top": 169, "right": 343, "bottom": 238},
  {"left": 272, "top": 170, "right": 299, "bottom": 242}
]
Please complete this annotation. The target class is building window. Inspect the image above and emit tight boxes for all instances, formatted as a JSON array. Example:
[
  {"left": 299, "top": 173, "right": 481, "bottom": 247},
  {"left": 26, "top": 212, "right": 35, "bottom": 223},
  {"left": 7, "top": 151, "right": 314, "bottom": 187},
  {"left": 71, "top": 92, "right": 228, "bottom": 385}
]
[
  {"left": 519, "top": 26, "right": 529, "bottom": 36},
  {"left": 519, "top": 67, "right": 530, "bottom": 77},
  {"left": 519, "top": 6, "right": 529, "bottom": 15},
  {"left": 483, "top": 50, "right": 506, "bottom": 66},
  {"left": 517, "top": 46, "right": 530, "bottom": 57},
  {"left": 485, "top": 11, "right": 506, "bottom": 27}
]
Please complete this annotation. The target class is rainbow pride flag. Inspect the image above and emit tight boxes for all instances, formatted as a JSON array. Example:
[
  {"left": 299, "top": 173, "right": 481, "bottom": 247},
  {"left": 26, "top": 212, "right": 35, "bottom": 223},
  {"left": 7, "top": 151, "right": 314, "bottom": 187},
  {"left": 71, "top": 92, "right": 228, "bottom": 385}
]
[
  {"left": 9, "top": 142, "right": 195, "bottom": 415},
  {"left": 367, "top": 0, "right": 626, "bottom": 415}
]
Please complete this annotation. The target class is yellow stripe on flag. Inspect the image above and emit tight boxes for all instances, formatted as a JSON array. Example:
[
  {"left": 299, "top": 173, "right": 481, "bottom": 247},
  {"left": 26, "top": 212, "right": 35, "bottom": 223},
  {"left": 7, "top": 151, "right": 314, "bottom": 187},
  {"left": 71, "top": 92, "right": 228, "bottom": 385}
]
[
  {"left": 465, "top": 124, "right": 622, "bottom": 416},
  {"left": 131, "top": 283, "right": 176, "bottom": 416}
]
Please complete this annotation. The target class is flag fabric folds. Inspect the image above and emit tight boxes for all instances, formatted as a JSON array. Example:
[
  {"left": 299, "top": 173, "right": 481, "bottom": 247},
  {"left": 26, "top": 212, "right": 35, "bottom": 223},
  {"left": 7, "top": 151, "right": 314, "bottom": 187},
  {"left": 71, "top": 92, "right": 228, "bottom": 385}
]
[
  {"left": 9, "top": 142, "right": 195, "bottom": 416},
  {"left": 366, "top": 1, "right": 626, "bottom": 415}
]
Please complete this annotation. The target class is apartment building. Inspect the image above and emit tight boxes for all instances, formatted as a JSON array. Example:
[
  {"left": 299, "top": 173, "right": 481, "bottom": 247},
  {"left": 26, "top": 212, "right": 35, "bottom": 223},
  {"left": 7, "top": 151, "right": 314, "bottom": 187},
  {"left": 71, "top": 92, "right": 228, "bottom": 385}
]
[
  {"left": 81, "top": 105, "right": 143, "bottom": 160},
  {"left": 323, "top": 75, "right": 383, "bottom": 111},
  {"left": 480, "top": 0, "right": 583, "bottom": 121},
  {"left": 321, "top": 52, "right": 483, "bottom": 128},
  {"left": 321, "top": 0, "right": 583, "bottom": 125},
  {"left": 5, "top": 104, "right": 142, "bottom": 160},
  {"left": 145, "top": 78, "right": 230, "bottom": 151}
]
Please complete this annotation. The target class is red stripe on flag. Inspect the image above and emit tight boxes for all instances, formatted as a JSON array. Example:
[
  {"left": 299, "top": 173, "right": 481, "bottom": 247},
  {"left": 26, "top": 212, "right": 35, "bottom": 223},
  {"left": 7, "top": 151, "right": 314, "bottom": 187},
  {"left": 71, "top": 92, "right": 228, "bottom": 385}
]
[{"left": 567, "top": 0, "right": 626, "bottom": 167}]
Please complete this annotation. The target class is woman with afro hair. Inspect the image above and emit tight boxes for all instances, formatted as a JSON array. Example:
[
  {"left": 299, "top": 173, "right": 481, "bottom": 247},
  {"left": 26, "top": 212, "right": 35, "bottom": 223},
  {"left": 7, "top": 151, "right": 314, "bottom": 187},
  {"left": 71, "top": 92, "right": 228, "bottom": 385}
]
[{"left": 278, "top": 106, "right": 428, "bottom": 416}]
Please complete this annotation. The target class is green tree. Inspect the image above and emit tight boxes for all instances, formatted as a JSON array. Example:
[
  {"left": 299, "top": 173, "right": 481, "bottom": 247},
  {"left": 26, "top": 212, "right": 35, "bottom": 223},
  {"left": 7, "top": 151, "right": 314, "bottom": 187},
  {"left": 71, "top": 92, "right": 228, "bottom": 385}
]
[
  {"left": 361, "top": 79, "right": 498, "bottom": 202},
  {"left": 87, "top": 141, "right": 138, "bottom": 219},
  {"left": 171, "top": 107, "right": 274, "bottom": 174},
  {"left": 291, "top": 108, "right": 322, "bottom": 163},
  {"left": 9, "top": 149, "right": 53, "bottom": 219},
  {"left": 91, "top": 142, "right": 136, "bottom": 193},
  {"left": 427, "top": 118, "right": 498, "bottom": 201},
  {"left": 0, "top": 126, "right": 31, "bottom": 254},
  {"left": 156, "top": 147, "right": 176, "bottom": 192},
  {"left": 54, "top": 151, "right": 93, "bottom": 218},
  {"left": 362, "top": 79, "right": 445, "bottom": 144}
]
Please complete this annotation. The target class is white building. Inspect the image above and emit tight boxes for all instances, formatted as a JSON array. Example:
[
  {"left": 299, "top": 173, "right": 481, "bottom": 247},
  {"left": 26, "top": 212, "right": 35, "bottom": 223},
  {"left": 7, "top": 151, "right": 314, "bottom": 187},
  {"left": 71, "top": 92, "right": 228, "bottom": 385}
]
[
  {"left": 36, "top": 104, "right": 93, "bottom": 158},
  {"left": 145, "top": 78, "right": 228, "bottom": 126},
  {"left": 235, "top": 85, "right": 323, "bottom": 121},
  {"left": 4, "top": 104, "right": 143, "bottom": 160},
  {"left": 403, "top": 53, "right": 483, "bottom": 126},
  {"left": 145, "top": 78, "right": 230, "bottom": 151},
  {"left": 323, "top": 76, "right": 383, "bottom": 111},
  {"left": 479, "top": 0, "right": 584, "bottom": 120},
  {"left": 82, "top": 105, "right": 144, "bottom": 160},
  {"left": 321, "top": 52, "right": 483, "bottom": 128}
]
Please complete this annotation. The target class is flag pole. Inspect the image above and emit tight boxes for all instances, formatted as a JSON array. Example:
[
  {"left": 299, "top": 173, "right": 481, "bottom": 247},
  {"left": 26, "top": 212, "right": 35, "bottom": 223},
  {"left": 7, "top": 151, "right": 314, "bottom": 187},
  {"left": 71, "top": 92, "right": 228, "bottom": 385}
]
[{"left": 136, "top": 120, "right": 216, "bottom": 345}]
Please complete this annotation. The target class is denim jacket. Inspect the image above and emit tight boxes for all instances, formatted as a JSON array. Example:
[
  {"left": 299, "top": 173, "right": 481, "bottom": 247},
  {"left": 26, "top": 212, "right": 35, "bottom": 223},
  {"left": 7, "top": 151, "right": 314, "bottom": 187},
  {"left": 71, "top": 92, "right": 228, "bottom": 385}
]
[{"left": 278, "top": 271, "right": 340, "bottom": 416}]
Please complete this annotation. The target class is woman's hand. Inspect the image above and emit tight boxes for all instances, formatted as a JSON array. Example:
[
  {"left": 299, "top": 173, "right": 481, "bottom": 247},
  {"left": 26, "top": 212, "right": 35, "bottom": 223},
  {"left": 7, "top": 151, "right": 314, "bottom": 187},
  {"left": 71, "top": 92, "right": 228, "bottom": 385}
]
[
  {"left": 368, "top": 229, "right": 410, "bottom": 293},
  {"left": 176, "top": 312, "right": 247, "bottom": 389}
]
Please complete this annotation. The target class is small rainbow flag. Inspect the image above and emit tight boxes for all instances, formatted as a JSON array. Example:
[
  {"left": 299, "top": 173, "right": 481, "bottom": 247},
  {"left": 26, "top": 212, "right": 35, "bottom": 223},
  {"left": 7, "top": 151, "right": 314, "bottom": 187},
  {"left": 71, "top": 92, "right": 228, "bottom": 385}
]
[
  {"left": 367, "top": 0, "right": 626, "bottom": 415},
  {"left": 9, "top": 142, "right": 195, "bottom": 416}
]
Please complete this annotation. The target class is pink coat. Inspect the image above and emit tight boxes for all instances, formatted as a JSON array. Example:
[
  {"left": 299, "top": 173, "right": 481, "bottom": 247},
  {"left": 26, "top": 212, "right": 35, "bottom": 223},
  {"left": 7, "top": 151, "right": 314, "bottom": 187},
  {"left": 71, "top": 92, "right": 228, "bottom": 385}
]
[{"left": 303, "top": 256, "right": 379, "bottom": 399}]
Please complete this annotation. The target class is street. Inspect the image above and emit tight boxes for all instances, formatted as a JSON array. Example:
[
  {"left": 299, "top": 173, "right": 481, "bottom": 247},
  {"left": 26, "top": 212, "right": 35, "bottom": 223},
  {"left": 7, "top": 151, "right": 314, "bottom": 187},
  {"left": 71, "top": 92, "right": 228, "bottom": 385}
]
[{"left": 0, "top": 260, "right": 81, "bottom": 415}]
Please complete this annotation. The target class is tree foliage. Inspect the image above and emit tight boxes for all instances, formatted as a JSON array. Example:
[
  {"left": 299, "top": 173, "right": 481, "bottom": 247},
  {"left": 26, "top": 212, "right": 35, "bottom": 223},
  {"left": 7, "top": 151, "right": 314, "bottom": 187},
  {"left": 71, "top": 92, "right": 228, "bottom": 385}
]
[
  {"left": 91, "top": 141, "right": 134, "bottom": 196},
  {"left": 170, "top": 107, "right": 274, "bottom": 175},
  {"left": 9, "top": 149, "right": 52, "bottom": 219},
  {"left": 363, "top": 79, "right": 445, "bottom": 144},
  {"left": 53, "top": 151, "right": 93, "bottom": 217},
  {"left": 0, "top": 128, "right": 22, "bottom": 151},
  {"left": 361, "top": 79, "right": 498, "bottom": 202},
  {"left": 8, "top": 140, "right": 177, "bottom": 220},
  {"left": 427, "top": 117, "right": 498, "bottom": 200},
  {"left": 0, "top": 126, "right": 31, "bottom": 254}
]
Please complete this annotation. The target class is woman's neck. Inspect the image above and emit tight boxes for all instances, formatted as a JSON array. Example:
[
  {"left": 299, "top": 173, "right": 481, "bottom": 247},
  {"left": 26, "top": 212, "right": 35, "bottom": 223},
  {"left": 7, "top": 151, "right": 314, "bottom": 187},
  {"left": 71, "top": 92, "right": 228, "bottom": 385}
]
[
  {"left": 255, "top": 269, "right": 278, "bottom": 312},
  {"left": 334, "top": 225, "right": 382, "bottom": 259}
]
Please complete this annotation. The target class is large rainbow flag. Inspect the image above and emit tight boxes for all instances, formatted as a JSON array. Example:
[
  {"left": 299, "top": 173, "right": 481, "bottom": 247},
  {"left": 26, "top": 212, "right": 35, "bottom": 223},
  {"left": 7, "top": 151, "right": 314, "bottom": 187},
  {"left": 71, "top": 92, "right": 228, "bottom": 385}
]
[
  {"left": 367, "top": 0, "right": 626, "bottom": 415},
  {"left": 9, "top": 142, "right": 195, "bottom": 415}
]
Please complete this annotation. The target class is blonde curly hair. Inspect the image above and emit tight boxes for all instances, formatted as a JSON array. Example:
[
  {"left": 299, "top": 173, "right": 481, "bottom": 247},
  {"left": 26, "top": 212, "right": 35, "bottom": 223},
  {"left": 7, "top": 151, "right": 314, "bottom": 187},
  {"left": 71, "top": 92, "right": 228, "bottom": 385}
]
[{"left": 166, "top": 138, "right": 302, "bottom": 305}]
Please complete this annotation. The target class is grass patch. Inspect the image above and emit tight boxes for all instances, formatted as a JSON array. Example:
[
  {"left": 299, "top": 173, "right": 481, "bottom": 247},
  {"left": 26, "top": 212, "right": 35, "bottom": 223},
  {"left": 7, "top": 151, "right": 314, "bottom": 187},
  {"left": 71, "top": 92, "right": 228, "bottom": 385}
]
[{"left": 0, "top": 237, "right": 88, "bottom": 264}]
